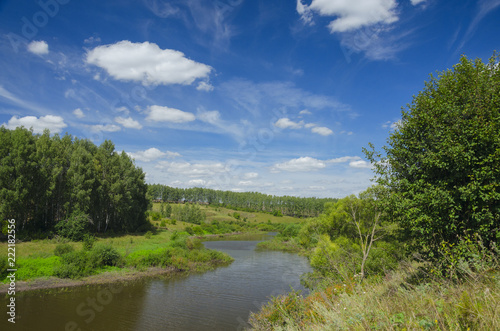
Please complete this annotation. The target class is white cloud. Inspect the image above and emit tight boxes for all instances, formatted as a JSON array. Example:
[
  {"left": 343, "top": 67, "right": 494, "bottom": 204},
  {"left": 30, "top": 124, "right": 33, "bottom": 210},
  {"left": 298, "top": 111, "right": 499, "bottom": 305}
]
[
  {"left": 274, "top": 118, "right": 304, "bottom": 129},
  {"left": 311, "top": 126, "right": 333, "bottom": 136},
  {"left": 349, "top": 160, "right": 373, "bottom": 169},
  {"left": 328, "top": 156, "right": 361, "bottom": 164},
  {"left": 304, "top": 123, "right": 316, "bottom": 128},
  {"left": 146, "top": 105, "right": 196, "bottom": 123},
  {"left": 89, "top": 124, "right": 121, "bottom": 133},
  {"left": 115, "top": 106, "right": 130, "bottom": 115},
  {"left": 410, "top": 0, "right": 426, "bottom": 5},
  {"left": 297, "top": 0, "right": 314, "bottom": 24},
  {"left": 197, "top": 110, "right": 220, "bottom": 124},
  {"left": 73, "top": 108, "right": 85, "bottom": 118},
  {"left": 2, "top": 115, "right": 67, "bottom": 134},
  {"left": 197, "top": 81, "right": 214, "bottom": 92},
  {"left": 188, "top": 179, "right": 207, "bottom": 186},
  {"left": 86, "top": 40, "right": 212, "bottom": 86},
  {"left": 27, "top": 40, "right": 49, "bottom": 55},
  {"left": 114, "top": 116, "right": 143, "bottom": 129},
  {"left": 128, "top": 148, "right": 181, "bottom": 162},
  {"left": 271, "top": 156, "right": 326, "bottom": 173},
  {"left": 299, "top": 109, "right": 312, "bottom": 115},
  {"left": 243, "top": 172, "right": 259, "bottom": 179},
  {"left": 155, "top": 161, "right": 228, "bottom": 178},
  {"left": 382, "top": 119, "right": 402, "bottom": 130},
  {"left": 299, "top": 0, "right": 398, "bottom": 33},
  {"left": 84, "top": 36, "right": 101, "bottom": 44},
  {"left": 238, "top": 180, "right": 254, "bottom": 186}
]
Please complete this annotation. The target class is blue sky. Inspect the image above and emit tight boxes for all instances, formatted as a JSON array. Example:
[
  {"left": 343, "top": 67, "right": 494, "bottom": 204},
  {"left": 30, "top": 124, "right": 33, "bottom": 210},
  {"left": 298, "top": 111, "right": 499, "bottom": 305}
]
[{"left": 1, "top": 0, "right": 499, "bottom": 198}]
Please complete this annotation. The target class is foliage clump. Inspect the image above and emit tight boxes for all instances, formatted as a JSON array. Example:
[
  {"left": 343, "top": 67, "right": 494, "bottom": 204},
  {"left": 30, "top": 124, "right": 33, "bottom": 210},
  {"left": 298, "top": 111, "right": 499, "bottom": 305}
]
[{"left": 365, "top": 54, "right": 500, "bottom": 267}]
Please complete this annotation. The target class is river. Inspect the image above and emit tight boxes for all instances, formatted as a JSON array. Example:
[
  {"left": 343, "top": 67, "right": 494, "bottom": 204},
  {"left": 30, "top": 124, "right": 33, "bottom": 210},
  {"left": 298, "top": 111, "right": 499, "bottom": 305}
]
[{"left": 2, "top": 234, "right": 311, "bottom": 330}]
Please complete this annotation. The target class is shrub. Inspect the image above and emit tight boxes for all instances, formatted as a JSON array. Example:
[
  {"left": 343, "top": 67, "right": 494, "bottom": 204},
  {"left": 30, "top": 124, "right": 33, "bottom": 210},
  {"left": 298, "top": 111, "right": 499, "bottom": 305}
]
[
  {"left": 55, "top": 212, "right": 90, "bottom": 241},
  {"left": 54, "top": 243, "right": 74, "bottom": 256},
  {"left": 82, "top": 234, "right": 96, "bottom": 251},
  {"left": 90, "top": 245, "right": 121, "bottom": 267},
  {"left": 184, "top": 226, "right": 194, "bottom": 235},
  {"left": 145, "top": 231, "right": 153, "bottom": 239},
  {"left": 192, "top": 225, "right": 204, "bottom": 235}
]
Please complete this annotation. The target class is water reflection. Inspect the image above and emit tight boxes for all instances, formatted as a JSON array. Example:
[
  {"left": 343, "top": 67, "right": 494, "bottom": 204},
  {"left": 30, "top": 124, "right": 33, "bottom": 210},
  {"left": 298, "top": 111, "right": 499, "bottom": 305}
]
[{"left": 2, "top": 236, "right": 311, "bottom": 331}]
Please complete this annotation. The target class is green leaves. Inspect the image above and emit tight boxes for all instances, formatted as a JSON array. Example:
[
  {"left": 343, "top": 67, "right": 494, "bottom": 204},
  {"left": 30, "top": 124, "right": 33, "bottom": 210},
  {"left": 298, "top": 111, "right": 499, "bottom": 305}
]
[
  {"left": 367, "top": 53, "right": 500, "bottom": 262},
  {"left": 0, "top": 127, "right": 149, "bottom": 237}
]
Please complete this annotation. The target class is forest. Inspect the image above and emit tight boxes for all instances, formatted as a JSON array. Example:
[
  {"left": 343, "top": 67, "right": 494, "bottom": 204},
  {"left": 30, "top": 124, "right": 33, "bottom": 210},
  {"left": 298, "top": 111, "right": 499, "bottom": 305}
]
[
  {"left": 0, "top": 127, "right": 149, "bottom": 237},
  {"left": 147, "top": 184, "right": 335, "bottom": 218}
]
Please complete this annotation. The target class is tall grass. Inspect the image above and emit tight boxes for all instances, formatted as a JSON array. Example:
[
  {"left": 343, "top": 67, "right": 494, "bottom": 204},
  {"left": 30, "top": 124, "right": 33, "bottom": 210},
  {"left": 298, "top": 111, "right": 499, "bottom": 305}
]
[{"left": 249, "top": 261, "right": 500, "bottom": 330}]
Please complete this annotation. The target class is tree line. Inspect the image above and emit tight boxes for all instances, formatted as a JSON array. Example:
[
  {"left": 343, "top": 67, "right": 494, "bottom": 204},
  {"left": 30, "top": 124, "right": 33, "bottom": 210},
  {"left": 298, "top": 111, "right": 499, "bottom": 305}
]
[
  {"left": 147, "top": 184, "right": 337, "bottom": 218},
  {"left": 0, "top": 127, "right": 149, "bottom": 237}
]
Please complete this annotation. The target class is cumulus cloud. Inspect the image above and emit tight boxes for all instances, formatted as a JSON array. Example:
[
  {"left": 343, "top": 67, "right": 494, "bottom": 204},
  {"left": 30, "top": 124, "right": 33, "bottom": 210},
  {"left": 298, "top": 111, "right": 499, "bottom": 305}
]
[
  {"left": 197, "top": 110, "right": 220, "bottom": 124},
  {"left": 274, "top": 118, "right": 304, "bottom": 129},
  {"left": 127, "top": 148, "right": 177, "bottom": 162},
  {"left": 328, "top": 156, "right": 362, "bottom": 164},
  {"left": 114, "top": 116, "right": 143, "bottom": 129},
  {"left": 299, "top": 109, "right": 312, "bottom": 115},
  {"left": 155, "top": 161, "right": 228, "bottom": 178},
  {"left": 349, "top": 160, "right": 373, "bottom": 169},
  {"left": 2, "top": 115, "right": 66, "bottom": 134},
  {"left": 86, "top": 40, "right": 212, "bottom": 86},
  {"left": 311, "top": 126, "right": 333, "bottom": 136},
  {"left": 271, "top": 156, "right": 326, "bottom": 173},
  {"left": 196, "top": 81, "right": 214, "bottom": 92},
  {"left": 73, "top": 108, "right": 85, "bottom": 118},
  {"left": 298, "top": 0, "right": 398, "bottom": 33},
  {"left": 88, "top": 124, "right": 121, "bottom": 133},
  {"left": 146, "top": 105, "right": 196, "bottom": 123},
  {"left": 27, "top": 40, "right": 49, "bottom": 55}
]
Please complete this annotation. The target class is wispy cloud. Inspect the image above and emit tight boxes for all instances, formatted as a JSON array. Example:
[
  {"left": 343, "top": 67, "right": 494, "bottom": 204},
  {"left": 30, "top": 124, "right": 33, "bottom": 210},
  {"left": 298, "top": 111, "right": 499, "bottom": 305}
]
[{"left": 457, "top": 0, "right": 500, "bottom": 50}]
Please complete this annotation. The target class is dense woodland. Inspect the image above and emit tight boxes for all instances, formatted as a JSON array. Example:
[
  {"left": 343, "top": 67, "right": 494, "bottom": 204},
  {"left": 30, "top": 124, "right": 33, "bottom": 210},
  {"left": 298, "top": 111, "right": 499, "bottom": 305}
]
[
  {"left": 147, "top": 184, "right": 336, "bottom": 218},
  {"left": 0, "top": 127, "right": 149, "bottom": 236}
]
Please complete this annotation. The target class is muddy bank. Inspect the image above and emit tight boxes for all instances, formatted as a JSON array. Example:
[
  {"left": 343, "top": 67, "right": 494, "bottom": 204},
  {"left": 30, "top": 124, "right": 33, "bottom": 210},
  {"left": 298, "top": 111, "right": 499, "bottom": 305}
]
[{"left": 0, "top": 266, "right": 183, "bottom": 294}]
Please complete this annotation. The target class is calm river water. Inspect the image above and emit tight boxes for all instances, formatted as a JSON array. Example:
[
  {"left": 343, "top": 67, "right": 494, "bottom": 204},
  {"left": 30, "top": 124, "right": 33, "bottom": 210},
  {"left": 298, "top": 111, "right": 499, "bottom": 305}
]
[{"left": 2, "top": 234, "right": 311, "bottom": 330}]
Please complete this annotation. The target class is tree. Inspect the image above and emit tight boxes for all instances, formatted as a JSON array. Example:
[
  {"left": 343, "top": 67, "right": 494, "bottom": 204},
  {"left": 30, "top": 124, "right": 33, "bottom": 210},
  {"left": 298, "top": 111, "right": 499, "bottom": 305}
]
[{"left": 365, "top": 54, "right": 500, "bottom": 261}]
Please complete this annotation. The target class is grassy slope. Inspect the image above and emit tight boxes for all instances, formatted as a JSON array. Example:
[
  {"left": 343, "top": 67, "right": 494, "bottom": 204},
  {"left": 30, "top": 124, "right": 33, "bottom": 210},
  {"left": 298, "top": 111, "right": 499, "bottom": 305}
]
[
  {"left": 1, "top": 205, "right": 306, "bottom": 283},
  {"left": 249, "top": 264, "right": 500, "bottom": 330}
]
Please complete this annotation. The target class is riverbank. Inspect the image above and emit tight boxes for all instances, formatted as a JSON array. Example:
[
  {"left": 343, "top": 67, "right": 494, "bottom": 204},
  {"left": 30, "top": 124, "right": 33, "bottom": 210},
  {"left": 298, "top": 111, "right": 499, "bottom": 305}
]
[
  {"left": 249, "top": 263, "right": 500, "bottom": 330},
  {"left": 0, "top": 231, "right": 274, "bottom": 294}
]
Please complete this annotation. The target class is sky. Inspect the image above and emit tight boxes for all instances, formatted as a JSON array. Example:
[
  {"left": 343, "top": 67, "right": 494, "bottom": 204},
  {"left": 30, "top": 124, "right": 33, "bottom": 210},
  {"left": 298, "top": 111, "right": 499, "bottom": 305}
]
[{"left": 0, "top": 0, "right": 499, "bottom": 198}]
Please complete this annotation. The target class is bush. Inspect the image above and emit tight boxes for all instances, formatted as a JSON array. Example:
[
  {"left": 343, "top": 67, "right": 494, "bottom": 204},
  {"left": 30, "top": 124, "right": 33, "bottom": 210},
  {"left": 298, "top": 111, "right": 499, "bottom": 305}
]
[
  {"left": 82, "top": 234, "right": 96, "bottom": 251},
  {"left": 184, "top": 226, "right": 194, "bottom": 235},
  {"left": 89, "top": 245, "right": 121, "bottom": 267},
  {"left": 55, "top": 212, "right": 90, "bottom": 241},
  {"left": 54, "top": 243, "right": 74, "bottom": 256},
  {"left": 192, "top": 225, "right": 204, "bottom": 235},
  {"left": 280, "top": 223, "right": 301, "bottom": 238},
  {"left": 145, "top": 231, "right": 153, "bottom": 239}
]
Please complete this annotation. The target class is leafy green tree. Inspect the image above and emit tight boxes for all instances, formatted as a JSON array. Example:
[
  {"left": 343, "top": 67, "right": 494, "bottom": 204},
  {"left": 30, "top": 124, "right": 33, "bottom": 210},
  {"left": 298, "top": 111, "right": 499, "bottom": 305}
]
[{"left": 365, "top": 54, "right": 500, "bottom": 261}]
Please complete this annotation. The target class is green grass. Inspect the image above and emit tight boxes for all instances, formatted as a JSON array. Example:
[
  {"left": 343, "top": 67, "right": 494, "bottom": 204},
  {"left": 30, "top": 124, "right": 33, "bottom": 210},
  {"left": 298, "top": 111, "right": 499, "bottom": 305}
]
[
  {"left": 256, "top": 237, "right": 304, "bottom": 254},
  {"left": 151, "top": 203, "right": 306, "bottom": 225},
  {"left": 249, "top": 263, "right": 500, "bottom": 330}
]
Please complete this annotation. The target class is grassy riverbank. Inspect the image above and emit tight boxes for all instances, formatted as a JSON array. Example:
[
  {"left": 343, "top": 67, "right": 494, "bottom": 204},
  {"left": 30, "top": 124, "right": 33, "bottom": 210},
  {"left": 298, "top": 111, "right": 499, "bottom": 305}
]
[
  {"left": 249, "top": 262, "right": 500, "bottom": 330},
  {"left": 0, "top": 231, "right": 234, "bottom": 293},
  {"left": 1, "top": 205, "right": 307, "bottom": 292}
]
